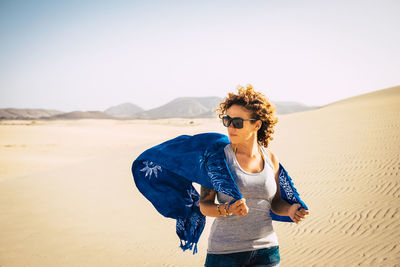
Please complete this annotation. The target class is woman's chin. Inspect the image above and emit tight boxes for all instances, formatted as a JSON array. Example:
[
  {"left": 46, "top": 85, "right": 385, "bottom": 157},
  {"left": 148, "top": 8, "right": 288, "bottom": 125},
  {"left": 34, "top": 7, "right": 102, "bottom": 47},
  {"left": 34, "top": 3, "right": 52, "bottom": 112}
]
[{"left": 229, "top": 134, "right": 238, "bottom": 140}]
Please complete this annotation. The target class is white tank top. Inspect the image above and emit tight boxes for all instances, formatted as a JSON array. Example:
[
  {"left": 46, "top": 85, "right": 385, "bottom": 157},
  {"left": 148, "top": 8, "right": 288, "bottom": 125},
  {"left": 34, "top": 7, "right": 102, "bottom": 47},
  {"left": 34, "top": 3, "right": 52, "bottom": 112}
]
[{"left": 207, "top": 143, "right": 279, "bottom": 254}]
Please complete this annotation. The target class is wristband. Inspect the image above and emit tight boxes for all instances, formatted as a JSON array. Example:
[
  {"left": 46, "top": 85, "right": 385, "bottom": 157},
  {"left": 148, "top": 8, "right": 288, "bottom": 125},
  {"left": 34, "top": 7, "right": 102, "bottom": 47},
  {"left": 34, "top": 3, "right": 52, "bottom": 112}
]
[
  {"left": 217, "top": 204, "right": 223, "bottom": 216},
  {"left": 223, "top": 203, "right": 228, "bottom": 215}
]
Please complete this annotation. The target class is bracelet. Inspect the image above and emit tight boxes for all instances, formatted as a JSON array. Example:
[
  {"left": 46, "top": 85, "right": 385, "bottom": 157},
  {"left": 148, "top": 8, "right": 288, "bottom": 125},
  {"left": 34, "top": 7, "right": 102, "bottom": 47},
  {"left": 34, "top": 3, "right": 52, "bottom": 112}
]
[
  {"left": 224, "top": 202, "right": 230, "bottom": 216},
  {"left": 217, "top": 204, "right": 223, "bottom": 216}
]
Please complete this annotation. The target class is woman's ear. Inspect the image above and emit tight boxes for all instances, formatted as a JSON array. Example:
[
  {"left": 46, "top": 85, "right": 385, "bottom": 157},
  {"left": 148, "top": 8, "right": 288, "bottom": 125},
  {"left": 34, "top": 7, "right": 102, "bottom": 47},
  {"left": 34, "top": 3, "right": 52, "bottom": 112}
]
[{"left": 256, "top": 120, "right": 262, "bottom": 130}]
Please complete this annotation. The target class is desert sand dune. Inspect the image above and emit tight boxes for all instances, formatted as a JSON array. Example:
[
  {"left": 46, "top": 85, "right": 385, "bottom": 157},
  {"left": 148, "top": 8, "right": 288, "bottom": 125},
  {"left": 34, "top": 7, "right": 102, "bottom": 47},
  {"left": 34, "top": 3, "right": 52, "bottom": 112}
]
[
  {"left": 268, "top": 86, "right": 400, "bottom": 266},
  {"left": 0, "top": 86, "right": 399, "bottom": 266}
]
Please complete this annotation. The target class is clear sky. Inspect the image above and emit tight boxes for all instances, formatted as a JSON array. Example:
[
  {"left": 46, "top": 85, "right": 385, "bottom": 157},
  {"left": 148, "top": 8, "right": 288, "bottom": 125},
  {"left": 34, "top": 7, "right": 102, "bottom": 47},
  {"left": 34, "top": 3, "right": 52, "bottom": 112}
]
[{"left": 1, "top": 0, "right": 399, "bottom": 112}]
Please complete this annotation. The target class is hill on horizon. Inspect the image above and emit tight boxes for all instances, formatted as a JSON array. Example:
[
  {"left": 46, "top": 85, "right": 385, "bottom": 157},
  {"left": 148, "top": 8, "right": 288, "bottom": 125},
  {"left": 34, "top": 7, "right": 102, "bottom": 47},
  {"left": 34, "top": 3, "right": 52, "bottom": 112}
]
[
  {"left": 130, "top": 96, "right": 222, "bottom": 119},
  {"left": 42, "top": 111, "right": 115, "bottom": 120},
  {"left": 104, "top": 103, "right": 144, "bottom": 118},
  {"left": 0, "top": 108, "right": 63, "bottom": 120},
  {"left": 2, "top": 86, "right": 398, "bottom": 120}
]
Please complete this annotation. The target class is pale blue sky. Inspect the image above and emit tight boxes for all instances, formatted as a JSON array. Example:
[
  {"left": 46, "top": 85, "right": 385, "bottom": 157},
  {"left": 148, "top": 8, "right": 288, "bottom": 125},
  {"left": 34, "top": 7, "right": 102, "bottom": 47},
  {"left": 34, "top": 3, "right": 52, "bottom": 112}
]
[{"left": 1, "top": 0, "right": 399, "bottom": 112}]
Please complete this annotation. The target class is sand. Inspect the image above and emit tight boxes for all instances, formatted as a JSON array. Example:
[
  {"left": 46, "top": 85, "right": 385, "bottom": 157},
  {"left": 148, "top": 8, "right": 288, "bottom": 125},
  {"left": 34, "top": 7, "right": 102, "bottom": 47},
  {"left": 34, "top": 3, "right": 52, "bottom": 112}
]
[{"left": 1, "top": 86, "right": 399, "bottom": 266}]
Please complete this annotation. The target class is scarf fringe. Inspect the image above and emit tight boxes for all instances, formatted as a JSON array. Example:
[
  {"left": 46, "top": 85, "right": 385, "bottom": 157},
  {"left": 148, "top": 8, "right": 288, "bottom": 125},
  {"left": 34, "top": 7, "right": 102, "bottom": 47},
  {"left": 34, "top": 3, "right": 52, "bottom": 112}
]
[
  {"left": 179, "top": 240, "right": 198, "bottom": 255},
  {"left": 176, "top": 207, "right": 205, "bottom": 255}
]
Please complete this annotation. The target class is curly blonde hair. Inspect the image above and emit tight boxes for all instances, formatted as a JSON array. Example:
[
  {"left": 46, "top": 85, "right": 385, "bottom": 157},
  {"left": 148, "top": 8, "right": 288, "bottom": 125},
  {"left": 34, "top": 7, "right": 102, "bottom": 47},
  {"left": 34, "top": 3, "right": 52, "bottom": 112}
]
[{"left": 215, "top": 84, "right": 278, "bottom": 148}]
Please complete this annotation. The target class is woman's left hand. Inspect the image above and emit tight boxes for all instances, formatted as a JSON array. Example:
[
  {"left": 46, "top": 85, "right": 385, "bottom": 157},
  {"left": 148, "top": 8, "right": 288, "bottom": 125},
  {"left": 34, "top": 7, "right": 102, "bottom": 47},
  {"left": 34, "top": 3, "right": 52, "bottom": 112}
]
[{"left": 288, "top": 203, "right": 309, "bottom": 224}]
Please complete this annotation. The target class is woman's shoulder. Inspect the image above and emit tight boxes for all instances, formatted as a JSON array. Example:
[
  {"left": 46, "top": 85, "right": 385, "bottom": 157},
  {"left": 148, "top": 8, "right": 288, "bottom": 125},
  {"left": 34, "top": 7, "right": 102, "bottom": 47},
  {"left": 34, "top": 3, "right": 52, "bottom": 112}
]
[{"left": 263, "top": 148, "right": 279, "bottom": 174}]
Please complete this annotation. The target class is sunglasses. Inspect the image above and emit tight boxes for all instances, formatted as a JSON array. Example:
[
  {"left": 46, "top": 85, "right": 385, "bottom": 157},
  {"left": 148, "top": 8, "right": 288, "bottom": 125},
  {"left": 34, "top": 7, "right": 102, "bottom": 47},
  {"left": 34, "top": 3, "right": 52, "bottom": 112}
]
[{"left": 222, "top": 115, "right": 257, "bottom": 129}]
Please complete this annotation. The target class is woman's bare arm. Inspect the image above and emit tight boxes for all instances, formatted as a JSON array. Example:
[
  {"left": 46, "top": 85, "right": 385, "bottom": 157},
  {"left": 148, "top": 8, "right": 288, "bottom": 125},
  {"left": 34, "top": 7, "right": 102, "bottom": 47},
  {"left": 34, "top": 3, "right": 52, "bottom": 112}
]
[
  {"left": 199, "top": 186, "right": 248, "bottom": 217},
  {"left": 199, "top": 186, "right": 223, "bottom": 217},
  {"left": 269, "top": 151, "right": 309, "bottom": 223}
]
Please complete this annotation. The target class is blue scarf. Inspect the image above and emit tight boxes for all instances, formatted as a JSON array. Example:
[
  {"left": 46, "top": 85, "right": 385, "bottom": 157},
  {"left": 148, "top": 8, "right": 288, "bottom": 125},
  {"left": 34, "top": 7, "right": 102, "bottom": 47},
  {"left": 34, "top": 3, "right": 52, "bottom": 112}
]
[{"left": 131, "top": 132, "right": 308, "bottom": 254}]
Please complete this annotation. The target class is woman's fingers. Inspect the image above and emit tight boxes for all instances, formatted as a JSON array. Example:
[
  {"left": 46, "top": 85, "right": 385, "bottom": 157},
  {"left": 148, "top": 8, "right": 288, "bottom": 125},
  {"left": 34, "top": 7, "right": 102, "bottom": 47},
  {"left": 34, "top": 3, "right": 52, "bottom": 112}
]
[
  {"left": 231, "top": 204, "right": 247, "bottom": 215},
  {"left": 241, "top": 203, "right": 249, "bottom": 216},
  {"left": 292, "top": 208, "right": 309, "bottom": 223},
  {"left": 236, "top": 207, "right": 248, "bottom": 216},
  {"left": 288, "top": 204, "right": 310, "bottom": 223},
  {"left": 230, "top": 198, "right": 246, "bottom": 209},
  {"left": 296, "top": 209, "right": 309, "bottom": 218},
  {"left": 294, "top": 214, "right": 302, "bottom": 221},
  {"left": 228, "top": 199, "right": 248, "bottom": 216},
  {"left": 293, "top": 215, "right": 303, "bottom": 224}
]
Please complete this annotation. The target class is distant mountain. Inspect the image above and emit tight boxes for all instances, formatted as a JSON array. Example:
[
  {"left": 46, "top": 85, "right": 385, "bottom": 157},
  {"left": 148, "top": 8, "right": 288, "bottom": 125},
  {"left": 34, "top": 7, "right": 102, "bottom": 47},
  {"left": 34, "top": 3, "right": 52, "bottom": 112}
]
[
  {"left": 274, "top": 101, "right": 319, "bottom": 115},
  {"left": 192, "top": 96, "right": 223, "bottom": 111},
  {"left": 127, "top": 96, "right": 317, "bottom": 119},
  {"left": 0, "top": 108, "right": 63, "bottom": 120},
  {"left": 0, "top": 98, "right": 319, "bottom": 120},
  {"left": 44, "top": 111, "right": 114, "bottom": 120},
  {"left": 131, "top": 97, "right": 223, "bottom": 119},
  {"left": 104, "top": 103, "right": 144, "bottom": 118}
]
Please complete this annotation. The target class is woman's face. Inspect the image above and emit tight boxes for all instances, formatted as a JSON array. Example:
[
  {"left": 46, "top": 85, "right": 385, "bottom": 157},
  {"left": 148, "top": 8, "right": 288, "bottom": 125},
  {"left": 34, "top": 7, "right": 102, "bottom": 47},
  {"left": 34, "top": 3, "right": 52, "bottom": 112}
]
[{"left": 225, "top": 104, "right": 261, "bottom": 144}]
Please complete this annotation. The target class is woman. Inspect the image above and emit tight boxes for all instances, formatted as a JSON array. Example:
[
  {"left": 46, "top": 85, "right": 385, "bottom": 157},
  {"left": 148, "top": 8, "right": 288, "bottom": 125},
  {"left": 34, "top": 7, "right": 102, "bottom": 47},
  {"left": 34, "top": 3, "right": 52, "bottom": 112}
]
[{"left": 200, "top": 84, "right": 309, "bottom": 267}]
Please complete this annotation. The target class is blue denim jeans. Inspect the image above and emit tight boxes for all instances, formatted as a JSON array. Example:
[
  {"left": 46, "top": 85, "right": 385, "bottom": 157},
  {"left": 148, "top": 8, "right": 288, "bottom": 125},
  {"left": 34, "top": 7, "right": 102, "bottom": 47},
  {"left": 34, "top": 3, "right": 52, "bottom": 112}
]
[{"left": 204, "top": 246, "right": 280, "bottom": 267}]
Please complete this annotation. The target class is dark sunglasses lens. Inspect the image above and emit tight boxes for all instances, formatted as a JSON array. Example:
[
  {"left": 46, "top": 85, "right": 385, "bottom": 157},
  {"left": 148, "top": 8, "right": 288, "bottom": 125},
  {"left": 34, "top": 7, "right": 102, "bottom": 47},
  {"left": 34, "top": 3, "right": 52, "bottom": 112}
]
[
  {"left": 232, "top": 118, "right": 243, "bottom": 128},
  {"left": 222, "top": 116, "right": 231, "bottom": 127}
]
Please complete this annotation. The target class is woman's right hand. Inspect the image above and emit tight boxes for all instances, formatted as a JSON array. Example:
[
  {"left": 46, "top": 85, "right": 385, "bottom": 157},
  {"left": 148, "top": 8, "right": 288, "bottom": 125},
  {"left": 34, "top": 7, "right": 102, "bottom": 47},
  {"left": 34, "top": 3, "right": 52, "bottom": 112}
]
[{"left": 229, "top": 198, "right": 249, "bottom": 217}]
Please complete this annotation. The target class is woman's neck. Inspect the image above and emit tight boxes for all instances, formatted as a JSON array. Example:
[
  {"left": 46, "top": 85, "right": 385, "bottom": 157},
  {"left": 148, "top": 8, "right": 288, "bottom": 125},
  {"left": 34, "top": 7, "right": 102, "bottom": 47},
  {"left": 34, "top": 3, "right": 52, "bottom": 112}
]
[{"left": 231, "top": 140, "right": 261, "bottom": 158}]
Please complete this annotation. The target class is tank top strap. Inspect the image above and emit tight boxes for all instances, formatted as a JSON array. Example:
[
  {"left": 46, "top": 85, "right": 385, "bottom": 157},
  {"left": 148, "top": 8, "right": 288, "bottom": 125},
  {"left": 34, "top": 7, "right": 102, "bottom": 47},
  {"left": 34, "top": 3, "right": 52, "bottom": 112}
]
[
  {"left": 260, "top": 146, "right": 274, "bottom": 171},
  {"left": 232, "top": 144, "right": 273, "bottom": 171}
]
